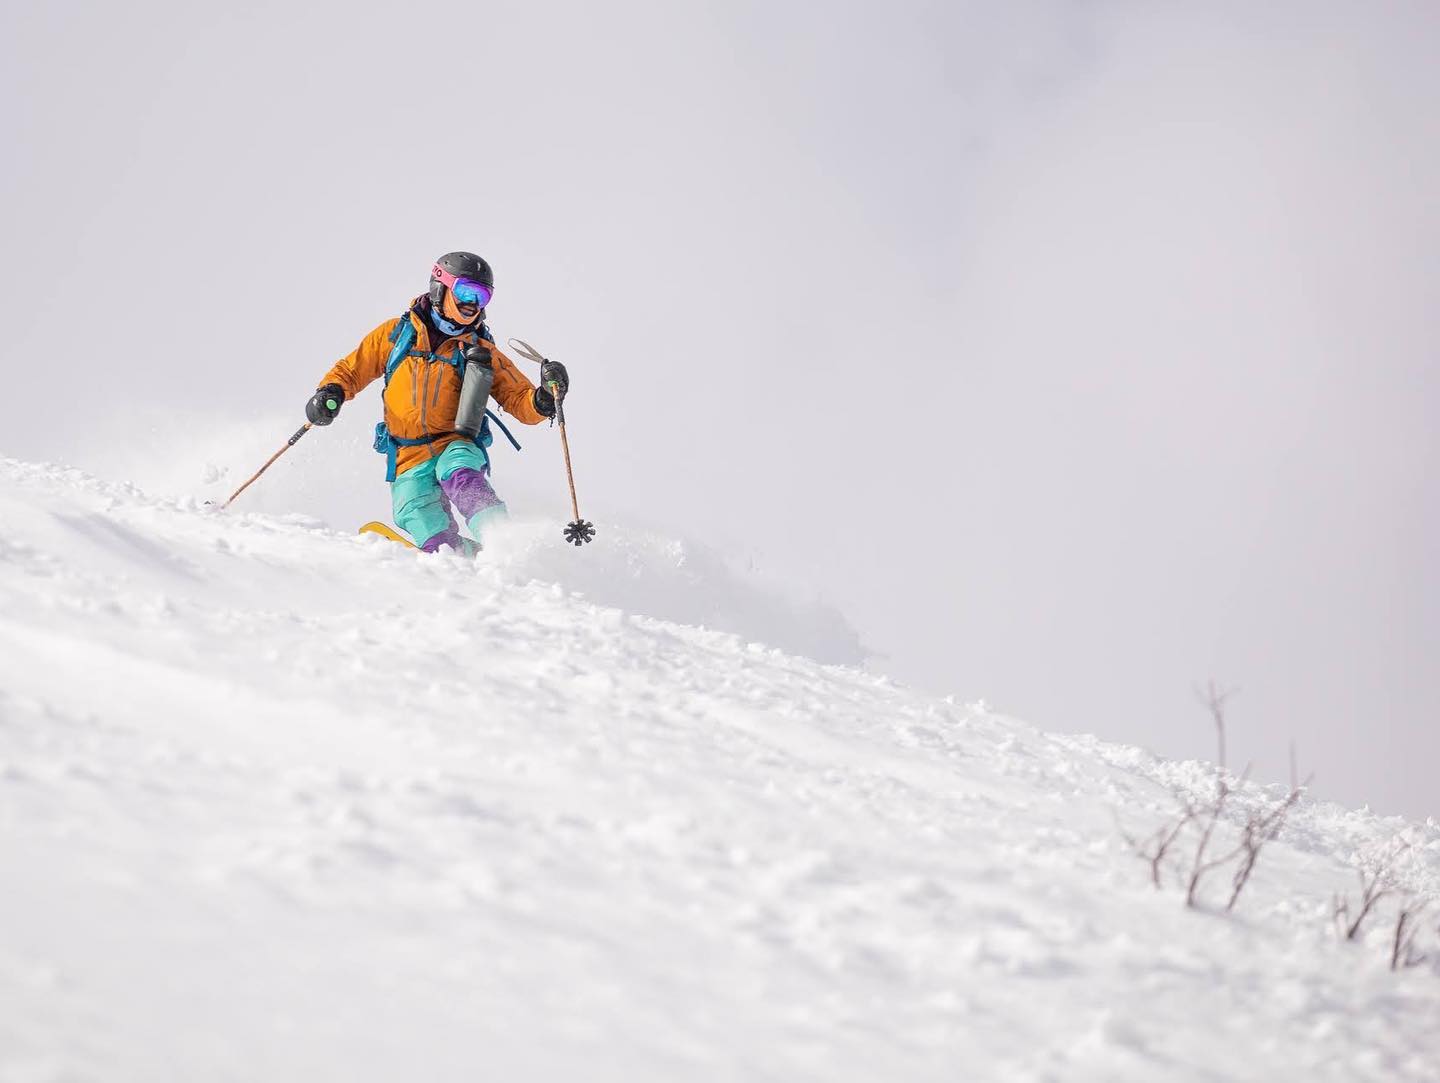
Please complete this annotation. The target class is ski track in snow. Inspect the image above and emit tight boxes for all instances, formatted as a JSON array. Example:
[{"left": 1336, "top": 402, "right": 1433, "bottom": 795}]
[{"left": 0, "top": 456, "right": 1437, "bottom": 1082}]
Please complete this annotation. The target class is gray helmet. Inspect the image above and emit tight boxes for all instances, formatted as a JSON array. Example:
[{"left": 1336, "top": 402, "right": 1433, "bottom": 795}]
[{"left": 428, "top": 251, "right": 494, "bottom": 308}]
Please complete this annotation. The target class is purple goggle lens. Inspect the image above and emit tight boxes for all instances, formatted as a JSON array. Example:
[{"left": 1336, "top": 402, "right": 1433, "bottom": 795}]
[{"left": 451, "top": 278, "right": 493, "bottom": 308}]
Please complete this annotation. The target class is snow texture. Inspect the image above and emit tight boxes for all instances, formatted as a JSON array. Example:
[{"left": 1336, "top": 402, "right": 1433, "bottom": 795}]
[{"left": 0, "top": 456, "right": 1437, "bottom": 1082}]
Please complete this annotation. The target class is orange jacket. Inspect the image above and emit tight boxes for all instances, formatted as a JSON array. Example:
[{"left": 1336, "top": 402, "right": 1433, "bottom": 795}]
[{"left": 317, "top": 300, "right": 547, "bottom": 477}]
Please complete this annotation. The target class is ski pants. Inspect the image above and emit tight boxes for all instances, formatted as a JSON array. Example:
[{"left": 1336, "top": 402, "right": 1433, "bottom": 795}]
[{"left": 391, "top": 441, "right": 507, "bottom": 552}]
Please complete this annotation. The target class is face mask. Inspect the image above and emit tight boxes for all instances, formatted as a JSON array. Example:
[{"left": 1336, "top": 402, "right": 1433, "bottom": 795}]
[
  {"left": 441, "top": 288, "right": 484, "bottom": 328},
  {"left": 431, "top": 305, "right": 468, "bottom": 337}
]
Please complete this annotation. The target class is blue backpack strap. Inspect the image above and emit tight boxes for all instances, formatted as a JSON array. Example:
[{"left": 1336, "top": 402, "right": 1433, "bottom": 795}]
[
  {"left": 440, "top": 343, "right": 466, "bottom": 379},
  {"left": 374, "top": 421, "right": 455, "bottom": 483},
  {"left": 439, "top": 323, "right": 495, "bottom": 377},
  {"left": 384, "top": 312, "right": 419, "bottom": 383},
  {"left": 484, "top": 410, "right": 522, "bottom": 452},
  {"left": 374, "top": 315, "right": 519, "bottom": 481},
  {"left": 373, "top": 422, "right": 398, "bottom": 481}
]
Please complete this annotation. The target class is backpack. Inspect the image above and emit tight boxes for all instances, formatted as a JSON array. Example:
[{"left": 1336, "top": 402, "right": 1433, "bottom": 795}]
[{"left": 371, "top": 310, "right": 522, "bottom": 482}]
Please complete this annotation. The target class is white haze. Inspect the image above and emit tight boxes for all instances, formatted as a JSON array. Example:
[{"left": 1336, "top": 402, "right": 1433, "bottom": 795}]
[{"left": 1, "top": 1, "right": 1436, "bottom": 817}]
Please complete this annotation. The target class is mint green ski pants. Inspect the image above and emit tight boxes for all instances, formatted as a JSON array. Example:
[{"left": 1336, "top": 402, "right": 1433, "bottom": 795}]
[{"left": 391, "top": 442, "right": 507, "bottom": 550}]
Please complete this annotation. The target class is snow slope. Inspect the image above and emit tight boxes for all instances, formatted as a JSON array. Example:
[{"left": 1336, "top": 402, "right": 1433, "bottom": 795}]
[{"left": 1, "top": 456, "right": 1437, "bottom": 1082}]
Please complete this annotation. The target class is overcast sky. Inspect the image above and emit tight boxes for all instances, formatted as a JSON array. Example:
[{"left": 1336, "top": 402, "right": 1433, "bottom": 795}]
[{"left": 3, "top": 1, "right": 1436, "bottom": 818}]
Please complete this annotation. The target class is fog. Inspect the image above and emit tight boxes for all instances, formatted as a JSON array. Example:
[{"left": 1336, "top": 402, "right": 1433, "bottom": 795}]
[{"left": 3, "top": 1, "right": 1436, "bottom": 817}]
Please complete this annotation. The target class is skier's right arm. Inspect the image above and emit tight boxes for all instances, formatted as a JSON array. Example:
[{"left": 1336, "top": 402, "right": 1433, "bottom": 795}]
[{"left": 305, "top": 319, "right": 399, "bottom": 423}]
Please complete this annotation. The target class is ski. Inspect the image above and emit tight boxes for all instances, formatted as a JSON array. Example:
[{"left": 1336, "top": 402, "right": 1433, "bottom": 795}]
[{"left": 358, "top": 521, "right": 418, "bottom": 549}]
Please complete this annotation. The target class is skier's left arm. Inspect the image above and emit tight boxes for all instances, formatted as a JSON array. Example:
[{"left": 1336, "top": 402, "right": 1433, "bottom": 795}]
[{"left": 488, "top": 343, "right": 560, "bottom": 425}]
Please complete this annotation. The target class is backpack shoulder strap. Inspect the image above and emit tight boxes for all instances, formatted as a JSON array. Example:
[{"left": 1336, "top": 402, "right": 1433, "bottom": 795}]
[
  {"left": 384, "top": 313, "right": 494, "bottom": 387},
  {"left": 437, "top": 323, "right": 496, "bottom": 378},
  {"left": 384, "top": 312, "right": 419, "bottom": 384}
]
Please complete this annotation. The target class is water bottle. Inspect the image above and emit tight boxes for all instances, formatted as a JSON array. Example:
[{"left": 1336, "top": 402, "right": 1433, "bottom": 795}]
[{"left": 454, "top": 344, "right": 494, "bottom": 440}]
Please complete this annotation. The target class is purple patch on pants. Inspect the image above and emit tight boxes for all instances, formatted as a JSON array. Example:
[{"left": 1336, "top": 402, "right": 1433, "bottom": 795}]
[
  {"left": 421, "top": 526, "right": 463, "bottom": 553},
  {"left": 440, "top": 467, "right": 503, "bottom": 520}
]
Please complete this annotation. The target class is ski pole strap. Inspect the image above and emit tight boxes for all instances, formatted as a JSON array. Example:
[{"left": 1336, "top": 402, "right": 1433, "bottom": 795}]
[
  {"left": 512, "top": 338, "right": 567, "bottom": 418},
  {"left": 507, "top": 338, "right": 548, "bottom": 366}
]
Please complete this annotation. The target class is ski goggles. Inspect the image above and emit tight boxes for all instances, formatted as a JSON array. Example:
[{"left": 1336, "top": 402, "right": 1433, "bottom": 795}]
[{"left": 432, "top": 264, "right": 493, "bottom": 308}]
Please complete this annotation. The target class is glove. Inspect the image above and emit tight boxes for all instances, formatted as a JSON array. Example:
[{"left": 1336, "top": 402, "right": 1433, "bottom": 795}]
[
  {"left": 533, "top": 360, "right": 569, "bottom": 418},
  {"left": 540, "top": 359, "right": 569, "bottom": 398},
  {"left": 305, "top": 384, "right": 345, "bottom": 426}
]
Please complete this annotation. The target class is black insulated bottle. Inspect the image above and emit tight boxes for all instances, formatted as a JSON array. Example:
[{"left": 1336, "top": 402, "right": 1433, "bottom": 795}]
[{"left": 455, "top": 345, "right": 494, "bottom": 440}]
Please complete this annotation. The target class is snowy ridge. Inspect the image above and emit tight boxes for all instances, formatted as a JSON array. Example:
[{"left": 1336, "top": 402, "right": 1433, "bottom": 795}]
[{"left": 0, "top": 456, "right": 1437, "bottom": 1082}]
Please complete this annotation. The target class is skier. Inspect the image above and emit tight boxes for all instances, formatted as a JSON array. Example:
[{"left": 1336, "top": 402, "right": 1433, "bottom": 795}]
[{"left": 304, "top": 252, "right": 569, "bottom": 554}]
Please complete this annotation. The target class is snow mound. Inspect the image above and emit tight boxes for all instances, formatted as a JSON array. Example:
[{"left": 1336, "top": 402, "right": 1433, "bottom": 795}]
[
  {"left": 481, "top": 517, "right": 865, "bottom": 665},
  {"left": 50, "top": 410, "right": 866, "bottom": 666},
  {"left": 0, "top": 456, "right": 1437, "bottom": 1082}
]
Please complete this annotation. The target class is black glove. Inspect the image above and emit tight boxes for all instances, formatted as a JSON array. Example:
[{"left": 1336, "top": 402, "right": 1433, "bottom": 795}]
[
  {"left": 533, "top": 360, "right": 569, "bottom": 418},
  {"left": 305, "top": 384, "right": 345, "bottom": 426},
  {"left": 540, "top": 359, "right": 569, "bottom": 398}
]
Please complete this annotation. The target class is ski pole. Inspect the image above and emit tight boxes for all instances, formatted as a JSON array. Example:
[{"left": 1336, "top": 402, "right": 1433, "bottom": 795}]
[
  {"left": 508, "top": 338, "right": 595, "bottom": 546},
  {"left": 547, "top": 377, "right": 594, "bottom": 545},
  {"left": 219, "top": 423, "right": 312, "bottom": 510}
]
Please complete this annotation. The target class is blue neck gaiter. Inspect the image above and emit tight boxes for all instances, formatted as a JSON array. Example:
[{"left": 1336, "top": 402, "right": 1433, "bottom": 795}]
[{"left": 431, "top": 308, "right": 468, "bottom": 338}]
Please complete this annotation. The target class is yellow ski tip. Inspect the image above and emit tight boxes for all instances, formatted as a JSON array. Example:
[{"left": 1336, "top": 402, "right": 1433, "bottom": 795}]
[{"left": 358, "top": 521, "right": 419, "bottom": 549}]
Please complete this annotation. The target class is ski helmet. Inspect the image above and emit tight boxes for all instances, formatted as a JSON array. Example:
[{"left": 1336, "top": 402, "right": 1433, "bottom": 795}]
[{"left": 428, "top": 251, "right": 494, "bottom": 310}]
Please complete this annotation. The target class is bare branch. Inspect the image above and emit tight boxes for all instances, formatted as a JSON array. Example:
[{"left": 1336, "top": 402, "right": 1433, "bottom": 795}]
[
  {"left": 1118, "top": 799, "right": 1199, "bottom": 890},
  {"left": 1391, "top": 899, "right": 1430, "bottom": 971},
  {"left": 1224, "top": 770, "right": 1310, "bottom": 913},
  {"left": 1339, "top": 851, "right": 1408, "bottom": 942},
  {"left": 1183, "top": 688, "right": 1245, "bottom": 908},
  {"left": 1195, "top": 680, "right": 1237, "bottom": 773},
  {"left": 1125, "top": 682, "right": 1306, "bottom": 915}
]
